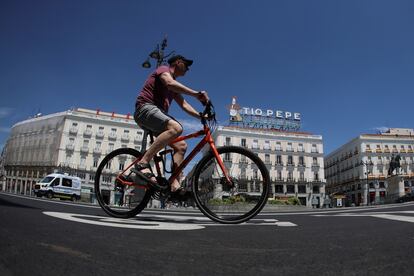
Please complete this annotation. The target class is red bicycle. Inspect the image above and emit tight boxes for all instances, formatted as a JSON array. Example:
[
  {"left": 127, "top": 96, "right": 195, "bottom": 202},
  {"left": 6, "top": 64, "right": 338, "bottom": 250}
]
[{"left": 95, "top": 102, "right": 270, "bottom": 224}]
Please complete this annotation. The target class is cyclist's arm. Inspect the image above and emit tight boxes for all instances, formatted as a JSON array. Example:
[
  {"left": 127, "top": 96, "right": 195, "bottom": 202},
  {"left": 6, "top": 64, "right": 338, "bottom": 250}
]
[
  {"left": 173, "top": 93, "right": 201, "bottom": 119},
  {"left": 160, "top": 72, "right": 208, "bottom": 103}
]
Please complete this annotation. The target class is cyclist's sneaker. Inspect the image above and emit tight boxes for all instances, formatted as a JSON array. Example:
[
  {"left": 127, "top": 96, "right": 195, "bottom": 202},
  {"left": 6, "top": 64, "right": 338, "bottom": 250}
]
[{"left": 131, "top": 163, "right": 157, "bottom": 185}]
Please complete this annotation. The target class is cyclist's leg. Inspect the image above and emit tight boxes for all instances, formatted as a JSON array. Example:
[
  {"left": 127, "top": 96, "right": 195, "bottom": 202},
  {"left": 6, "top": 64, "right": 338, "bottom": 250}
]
[
  {"left": 134, "top": 105, "right": 183, "bottom": 184},
  {"left": 169, "top": 140, "right": 187, "bottom": 191}
]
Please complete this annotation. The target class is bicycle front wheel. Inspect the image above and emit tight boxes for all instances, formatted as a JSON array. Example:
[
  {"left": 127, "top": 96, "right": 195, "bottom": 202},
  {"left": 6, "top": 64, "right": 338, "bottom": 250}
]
[
  {"left": 95, "top": 148, "right": 152, "bottom": 218},
  {"left": 192, "top": 146, "right": 270, "bottom": 224}
]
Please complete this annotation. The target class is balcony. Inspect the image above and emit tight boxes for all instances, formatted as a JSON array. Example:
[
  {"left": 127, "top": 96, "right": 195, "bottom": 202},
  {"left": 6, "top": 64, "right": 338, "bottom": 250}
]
[
  {"left": 93, "top": 147, "right": 102, "bottom": 155},
  {"left": 96, "top": 131, "right": 104, "bottom": 139},
  {"left": 134, "top": 135, "right": 142, "bottom": 144},
  {"left": 83, "top": 129, "right": 92, "bottom": 137},
  {"left": 80, "top": 146, "right": 89, "bottom": 154},
  {"left": 65, "top": 144, "right": 75, "bottom": 151},
  {"left": 121, "top": 134, "right": 130, "bottom": 143},
  {"left": 108, "top": 132, "right": 117, "bottom": 140},
  {"left": 69, "top": 127, "right": 78, "bottom": 135}
]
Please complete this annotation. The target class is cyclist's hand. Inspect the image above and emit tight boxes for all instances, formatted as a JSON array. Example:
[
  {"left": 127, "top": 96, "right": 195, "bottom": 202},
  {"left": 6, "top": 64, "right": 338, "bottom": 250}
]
[{"left": 197, "top": 91, "right": 209, "bottom": 105}]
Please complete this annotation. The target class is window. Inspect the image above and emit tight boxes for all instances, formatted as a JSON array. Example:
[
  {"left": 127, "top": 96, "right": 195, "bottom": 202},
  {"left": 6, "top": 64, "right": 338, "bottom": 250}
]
[
  {"left": 311, "top": 144, "right": 318, "bottom": 153},
  {"left": 287, "top": 172, "right": 293, "bottom": 181},
  {"left": 287, "top": 185, "right": 294, "bottom": 193},
  {"left": 313, "top": 185, "right": 320, "bottom": 193},
  {"left": 108, "top": 143, "right": 114, "bottom": 151},
  {"left": 252, "top": 139, "right": 259, "bottom": 149},
  {"left": 241, "top": 138, "right": 246, "bottom": 148},
  {"left": 275, "top": 185, "right": 283, "bottom": 193},
  {"left": 264, "top": 140, "right": 270, "bottom": 150},
  {"left": 80, "top": 157, "right": 86, "bottom": 167},
  {"left": 312, "top": 157, "right": 318, "bottom": 165},
  {"left": 119, "top": 162, "right": 125, "bottom": 170},
  {"left": 72, "top": 122, "right": 78, "bottom": 127},
  {"left": 276, "top": 155, "right": 282, "bottom": 165},
  {"left": 288, "top": 156, "right": 293, "bottom": 165},
  {"left": 62, "top": 178, "right": 72, "bottom": 187},
  {"left": 105, "top": 161, "right": 111, "bottom": 170},
  {"left": 314, "top": 172, "right": 319, "bottom": 181},
  {"left": 124, "top": 130, "right": 129, "bottom": 134},
  {"left": 93, "top": 159, "right": 99, "bottom": 167},
  {"left": 299, "top": 156, "right": 304, "bottom": 166},
  {"left": 265, "top": 154, "right": 270, "bottom": 164},
  {"left": 240, "top": 154, "right": 247, "bottom": 163},
  {"left": 277, "top": 171, "right": 282, "bottom": 180},
  {"left": 298, "top": 185, "right": 306, "bottom": 193},
  {"left": 298, "top": 143, "right": 304, "bottom": 152},
  {"left": 224, "top": 153, "right": 231, "bottom": 161},
  {"left": 69, "top": 138, "right": 75, "bottom": 145},
  {"left": 51, "top": 178, "right": 60, "bottom": 187},
  {"left": 89, "top": 174, "right": 95, "bottom": 181},
  {"left": 276, "top": 142, "right": 281, "bottom": 151},
  {"left": 225, "top": 137, "right": 231, "bottom": 146},
  {"left": 287, "top": 143, "right": 293, "bottom": 152},
  {"left": 83, "top": 140, "right": 89, "bottom": 147},
  {"left": 299, "top": 172, "right": 305, "bottom": 181},
  {"left": 95, "top": 142, "right": 101, "bottom": 149}
]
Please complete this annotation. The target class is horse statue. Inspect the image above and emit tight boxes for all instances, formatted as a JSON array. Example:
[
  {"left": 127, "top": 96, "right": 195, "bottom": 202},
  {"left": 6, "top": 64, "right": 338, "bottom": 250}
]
[{"left": 388, "top": 154, "right": 401, "bottom": 176}]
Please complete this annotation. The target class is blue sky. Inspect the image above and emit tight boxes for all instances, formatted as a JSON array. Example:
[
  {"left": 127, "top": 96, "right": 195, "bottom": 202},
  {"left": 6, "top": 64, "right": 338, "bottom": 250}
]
[{"left": 1, "top": 0, "right": 413, "bottom": 155}]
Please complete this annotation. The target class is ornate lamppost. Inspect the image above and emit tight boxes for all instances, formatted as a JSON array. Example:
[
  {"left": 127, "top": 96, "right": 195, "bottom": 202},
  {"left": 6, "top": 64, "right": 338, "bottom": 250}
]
[
  {"left": 363, "top": 160, "right": 374, "bottom": 205},
  {"left": 142, "top": 36, "right": 175, "bottom": 69}
]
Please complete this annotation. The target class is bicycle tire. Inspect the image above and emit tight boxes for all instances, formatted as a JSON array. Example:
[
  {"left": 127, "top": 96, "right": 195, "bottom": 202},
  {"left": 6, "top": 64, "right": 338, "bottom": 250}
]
[
  {"left": 192, "top": 146, "right": 270, "bottom": 224},
  {"left": 95, "top": 148, "right": 152, "bottom": 218}
]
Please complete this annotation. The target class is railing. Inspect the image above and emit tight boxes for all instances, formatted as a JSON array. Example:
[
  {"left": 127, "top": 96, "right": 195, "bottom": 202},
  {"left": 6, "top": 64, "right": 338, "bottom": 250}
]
[
  {"left": 121, "top": 134, "right": 130, "bottom": 142},
  {"left": 66, "top": 144, "right": 75, "bottom": 151},
  {"left": 80, "top": 146, "right": 89, "bottom": 153},
  {"left": 108, "top": 133, "right": 117, "bottom": 140},
  {"left": 83, "top": 129, "right": 92, "bottom": 137},
  {"left": 69, "top": 127, "right": 78, "bottom": 135},
  {"left": 96, "top": 131, "right": 104, "bottom": 139}
]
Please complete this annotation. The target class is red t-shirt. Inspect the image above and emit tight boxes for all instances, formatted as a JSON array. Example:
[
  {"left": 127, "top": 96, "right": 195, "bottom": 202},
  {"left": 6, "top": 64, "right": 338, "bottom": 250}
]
[{"left": 136, "top": 65, "right": 175, "bottom": 112}]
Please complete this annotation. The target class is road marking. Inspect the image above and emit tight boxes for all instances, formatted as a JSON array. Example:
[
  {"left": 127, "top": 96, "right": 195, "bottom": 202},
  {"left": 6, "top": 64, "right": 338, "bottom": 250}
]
[
  {"left": 369, "top": 214, "right": 414, "bottom": 223},
  {"left": 313, "top": 211, "right": 414, "bottom": 224},
  {"left": 43, "top": 211, "right": 297, "bottom": 230}
]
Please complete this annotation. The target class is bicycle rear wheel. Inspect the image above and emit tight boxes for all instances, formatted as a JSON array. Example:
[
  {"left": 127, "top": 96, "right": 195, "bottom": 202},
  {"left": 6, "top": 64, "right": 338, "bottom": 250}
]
[
  {"left": 192, "top": 146, "right": 270, "bottom": 224},
  {"left": 95, "top": 148, "right": 152, "bottom": 218}
]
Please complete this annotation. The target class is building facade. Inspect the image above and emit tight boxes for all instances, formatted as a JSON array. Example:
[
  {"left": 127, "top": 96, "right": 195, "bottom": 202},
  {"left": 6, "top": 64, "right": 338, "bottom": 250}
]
[
  {"left": 2, "top": 108, "right": 144, "bottom": 201},
  {"left": 212, "top": 126, "right": 326, "bottom": 207},
  {"left": 325, "top": 128, "right": 414, "bottom": 206}
]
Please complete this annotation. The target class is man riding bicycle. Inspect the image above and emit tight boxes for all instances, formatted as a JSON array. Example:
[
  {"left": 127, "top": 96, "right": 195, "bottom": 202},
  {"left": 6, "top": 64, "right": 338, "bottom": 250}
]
[{"left": 134, "top": 54, "right": 209, "bottom": 195}]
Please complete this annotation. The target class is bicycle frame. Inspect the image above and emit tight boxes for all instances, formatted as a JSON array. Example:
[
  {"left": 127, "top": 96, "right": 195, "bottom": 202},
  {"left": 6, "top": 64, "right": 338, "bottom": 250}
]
[{"left": 115, "top": 124, "right": 231, "bottom": 189}]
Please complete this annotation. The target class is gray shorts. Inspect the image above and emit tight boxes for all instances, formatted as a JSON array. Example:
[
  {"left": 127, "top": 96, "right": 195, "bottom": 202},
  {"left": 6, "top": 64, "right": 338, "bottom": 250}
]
[{"left": 134, "top": 104, "right": 180, "bottom": 136}]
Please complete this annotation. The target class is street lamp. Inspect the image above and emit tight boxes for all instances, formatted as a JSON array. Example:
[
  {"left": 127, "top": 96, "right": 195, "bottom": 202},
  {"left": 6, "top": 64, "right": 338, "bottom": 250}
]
[
  {"left": 141, "top": 36, "right": 175, "bottom": 69},
  {"left": 362, "top": 160, "right": 374, "bottom": 205}
]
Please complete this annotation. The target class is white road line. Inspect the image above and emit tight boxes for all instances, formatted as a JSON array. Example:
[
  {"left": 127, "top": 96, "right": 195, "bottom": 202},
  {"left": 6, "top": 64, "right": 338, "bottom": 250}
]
[{"left": 368, "top": 214, "right": 414, "bottom": 223}]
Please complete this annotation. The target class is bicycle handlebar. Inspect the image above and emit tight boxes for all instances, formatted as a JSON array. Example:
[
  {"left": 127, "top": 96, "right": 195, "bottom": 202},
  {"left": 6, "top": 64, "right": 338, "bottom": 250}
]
[{"left": 200, "top": 101, "right": 216, "bottom": 125}]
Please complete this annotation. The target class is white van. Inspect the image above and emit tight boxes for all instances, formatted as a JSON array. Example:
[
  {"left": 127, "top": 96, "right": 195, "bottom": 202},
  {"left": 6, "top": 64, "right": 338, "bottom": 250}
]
[{"left": 33, "top": 173, "right": 81, "bottom": 201}]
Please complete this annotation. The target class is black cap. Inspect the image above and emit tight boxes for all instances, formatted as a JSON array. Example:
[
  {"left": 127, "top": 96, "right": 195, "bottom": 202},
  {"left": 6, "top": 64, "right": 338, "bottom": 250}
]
[{"left": 167, "top": 55, "right": 193, "bottom": 66}]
